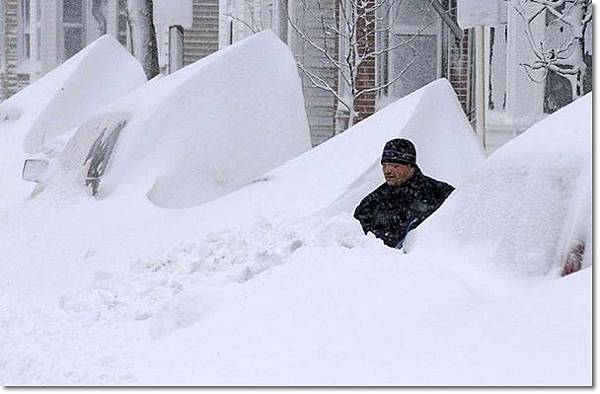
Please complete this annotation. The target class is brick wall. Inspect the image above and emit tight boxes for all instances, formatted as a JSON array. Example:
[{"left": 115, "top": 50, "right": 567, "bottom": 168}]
[
  {"left": 352, "top": 0, "right": 376, "bottom": 125},
  {"left": 447, "top": 29, "right": 473, "bottom": 120}
]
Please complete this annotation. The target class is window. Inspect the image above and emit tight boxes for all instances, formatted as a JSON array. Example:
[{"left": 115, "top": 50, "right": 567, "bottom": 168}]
[
  {"left": 63, "top": 0, "right": 84, "bottom": 59},
  {"left": 389, "top": 35, "right": 439, "bottom": 97},
  {"left": 19, "top": 0, "right": 31, "bottom": 62},
  {"left": 83, "top": 117, "right": 127, "bottom": 196},
  {"left": 377, "top": 0, "right": 441, "bottom": 99}
]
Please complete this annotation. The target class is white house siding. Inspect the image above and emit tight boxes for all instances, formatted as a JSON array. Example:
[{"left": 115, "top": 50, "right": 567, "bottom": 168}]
[
  {"left": 36, "top": 1, "right": 60, "bottom": 80},
  {"left": 287, "top": 0, "right": 337, "bottom": 145},
  {"left": 504, "top": 2, "right": 545, "bottom": 132},
  {"left": 183, "top": 0, "right": 219, "bottom": 66},
  {"left": 485, "top": 2, "right": 592, "bottom": 136},
  {"left": 219, "top": 0, "right": 337, "bottom": 145}
]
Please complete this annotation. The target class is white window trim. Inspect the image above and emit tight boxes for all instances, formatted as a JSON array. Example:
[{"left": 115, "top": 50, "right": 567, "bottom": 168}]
[{"left": 17, "top": 0, "right": 32, "bottom": 69}]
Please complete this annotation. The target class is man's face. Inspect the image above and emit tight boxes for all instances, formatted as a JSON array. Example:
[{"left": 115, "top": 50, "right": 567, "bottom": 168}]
[{"left": 382, "top": 162, "right": 414, "bottom": 187}]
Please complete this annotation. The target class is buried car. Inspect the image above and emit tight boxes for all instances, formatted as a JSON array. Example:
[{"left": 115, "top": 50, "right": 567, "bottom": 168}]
[
  {"left": 23, "top": 31, "right": 311, "bottom": 207},
  {"left": 406, "top": 94, "right": 592, "bottom": 278}
]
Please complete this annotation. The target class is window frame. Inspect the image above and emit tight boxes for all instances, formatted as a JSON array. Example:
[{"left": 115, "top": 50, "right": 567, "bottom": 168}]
[
  {"left": 376, "top": 1, "right": 443, "bottom": 101},
  {"left": 17, "top": 0, "right": 31, "bottom": 65}
]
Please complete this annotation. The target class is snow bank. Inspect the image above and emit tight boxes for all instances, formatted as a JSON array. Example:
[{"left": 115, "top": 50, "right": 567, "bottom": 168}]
[
  {"left": 129, "top": 250, "right": 590, "bottom": 385},
  {"left": 0, "top": 79, "right": 589, "bottom": 385},
  {"left": 0, "top": 35, "right": 145, "bottom": 204},
  {"left": 408, "top": 94, "right": 592, "bottom": 277},
  {"left": 193, "top": 78, "right": 485, "bottom": 224},
  {"left": 48, "top": 30, "right": 311, "bottom": 209}
]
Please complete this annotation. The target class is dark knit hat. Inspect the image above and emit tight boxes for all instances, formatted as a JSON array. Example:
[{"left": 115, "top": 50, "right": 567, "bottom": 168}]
[{"left": 381, "top": 138, "right": 416, "bottom": 165}]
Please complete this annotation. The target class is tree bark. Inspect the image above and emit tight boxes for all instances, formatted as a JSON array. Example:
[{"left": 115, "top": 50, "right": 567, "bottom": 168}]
[{"left": 128, "top": 0, "right": 160, "bottom": 79}]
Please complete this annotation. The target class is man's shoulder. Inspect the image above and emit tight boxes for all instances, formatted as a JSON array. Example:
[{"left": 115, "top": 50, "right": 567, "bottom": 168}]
[
  {"left": 354, "top": 183, "right": 388, "bottom": 218},
  {"left": 419, "top": 174, "right": 454, "bottom": 193},
  {"left": 360, "top": 183, "right": 389, "bottom": 203}
]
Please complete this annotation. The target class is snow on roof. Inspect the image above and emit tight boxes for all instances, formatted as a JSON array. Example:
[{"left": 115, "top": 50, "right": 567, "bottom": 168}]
[
  {"left": 0, "top": 35, "right": 146, "bottom": 204},
  {"left": 408, "top": 93, "right": 592, "bottom": 277},
  {"left": 49, "top": 30, "right": 311, "bottom": 208}
]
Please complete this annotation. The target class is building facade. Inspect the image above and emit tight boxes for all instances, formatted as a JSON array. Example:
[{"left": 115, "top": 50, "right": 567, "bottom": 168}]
[
  {"left": 0, "top": 0, "right": 218, "bottom": 99},
  {"left": 485, "top": 1, "right": 592, "bottom": 135},
  {"left": 221, "top": 0, "right": 476, "bottom": 145},
  {"left": 1, "top": 0, "right": 589, "bottom": 147}
]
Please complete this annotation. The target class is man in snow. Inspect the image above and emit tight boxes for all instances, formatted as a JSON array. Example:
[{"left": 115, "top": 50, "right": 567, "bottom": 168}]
[{"left": 353, "top": 138, "right": 454, "bottom": 248}]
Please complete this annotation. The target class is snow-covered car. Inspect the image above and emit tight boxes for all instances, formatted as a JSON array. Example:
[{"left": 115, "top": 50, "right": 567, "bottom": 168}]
[
  {"left": 1, "top": 35, "right": 145, "bottom": 204},
  {"left": 25, "top": 31, "right": 311, "bottom": 208}
]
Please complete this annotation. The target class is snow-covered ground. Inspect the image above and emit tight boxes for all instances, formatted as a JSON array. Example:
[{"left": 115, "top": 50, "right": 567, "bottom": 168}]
[{"left": 0, "top": 33, "right": 591, "bottom": 386}]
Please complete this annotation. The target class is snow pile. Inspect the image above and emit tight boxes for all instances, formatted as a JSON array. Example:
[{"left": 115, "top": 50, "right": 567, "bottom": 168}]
[
  {"left": 408, "top": 94, "right": 592, "bottom": 277},
  {"left": 0, "top": 35, "right": 145, "bottom": 204},
  {"left": 46, "top": 30, "right": 311, "bottom": 208},
  {"left": 127, "top": 244, "right": 590, "bottom": 385},
  {"left": 1, "top": 211, "right": 590, "bottom": 385},
  {"left": 196, "top": 78, "right": 485, "bottom": 224},
  {"left": 0, "top": 74, "right": 589, "bottom": 385}
]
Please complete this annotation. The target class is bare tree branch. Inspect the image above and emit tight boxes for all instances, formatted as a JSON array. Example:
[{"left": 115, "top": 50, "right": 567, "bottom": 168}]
[
  {"left": 514, "top": 0, "right": 591, "bottom": 98},
  {"left": 223, "top": 13, "right": 259, "bottom": 34}
]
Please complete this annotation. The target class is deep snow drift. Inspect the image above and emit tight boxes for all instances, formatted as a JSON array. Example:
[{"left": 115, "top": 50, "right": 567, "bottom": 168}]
[
  {"left": 43, "top": 30, "right": 311, "bottom": 208},
  {"left": 408, "top": 94, "right": 592, "bottom": 278},
  {"left": 0, "top": 65, "right": 590, "bottom": 386},
  {"left": 0, "top": 36, "right": 146, "bottom": 205}
]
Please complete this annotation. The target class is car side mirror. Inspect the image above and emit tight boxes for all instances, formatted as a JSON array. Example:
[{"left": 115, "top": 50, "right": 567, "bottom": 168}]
[{"left": 22, "top": 158, "right": 49, "bottom": 183}]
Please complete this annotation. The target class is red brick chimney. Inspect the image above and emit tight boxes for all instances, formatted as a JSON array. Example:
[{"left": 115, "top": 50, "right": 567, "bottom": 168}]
[{"left": 353, "top": 0, "right": 377, "bottom": 125}]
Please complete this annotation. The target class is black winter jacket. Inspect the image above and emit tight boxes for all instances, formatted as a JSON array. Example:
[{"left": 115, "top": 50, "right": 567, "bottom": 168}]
[{"left": 353, "top": 168, "right": 454, "bottom": 247}]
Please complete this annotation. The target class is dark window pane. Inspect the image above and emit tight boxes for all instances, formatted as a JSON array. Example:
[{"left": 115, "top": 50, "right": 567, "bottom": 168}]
[
  {"left": 25, "top": 33, "right": 30, "bottom": 58},
  {"left": 63, "top": 0, "right": 83, "bottom": 24},
  {"left": 84, "top": 119, "right": 127, "bottom": 196},
  {"left": 64, "top": 26, "right": 83, "bottom": 59},
  {"left": 390, "top": 35, "right": 438, "bottom": 97},
  {"left": 22, "top": 0, "right": 30, "bottom": 25}
]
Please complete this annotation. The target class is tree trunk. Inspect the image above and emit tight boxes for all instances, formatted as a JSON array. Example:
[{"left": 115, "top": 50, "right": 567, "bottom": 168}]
[
  {"left": 128, "top": 0, "right": 160, "bottom": 79},
  {"left": 92, "top": 0, "right": 107, "bottom": 34},
  {"left": 565, "top": 2, "right": 587, "bottom": 99}
]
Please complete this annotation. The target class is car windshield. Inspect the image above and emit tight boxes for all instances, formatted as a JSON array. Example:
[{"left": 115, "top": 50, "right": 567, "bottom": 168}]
[{"left": 83, "top": 119, "right": 127, "bottom": 196}]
